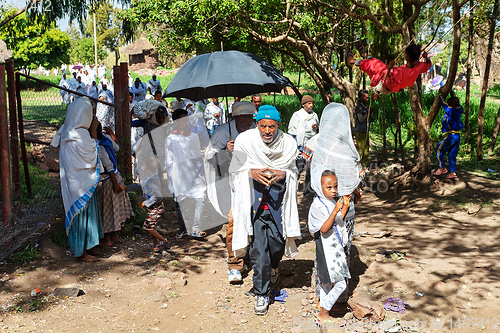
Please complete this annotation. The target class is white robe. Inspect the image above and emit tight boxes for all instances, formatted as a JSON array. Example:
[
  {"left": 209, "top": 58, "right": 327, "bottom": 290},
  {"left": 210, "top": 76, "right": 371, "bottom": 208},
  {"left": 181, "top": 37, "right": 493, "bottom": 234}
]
[
  {"left": 165, "top": 132, "right": 206, "bottom": 202},
  {"left": 59, "top": 78, "right": 71, "bottom": 104},
  {"left": 73, "top": 81, "right": 87, "bottom": 100},
  {"left": 130, "top": 82, "right": 147, "bottom": 102},
  {"left": 147, "top": 79, "right": 162, "bottom": 95},
  {"left": 96, "top": 90, "right": 115, "bottom": 131},
  {"left": 288, "top": 108, "right": 319, "bottom": 147},
  {"left": 204, "top": 102, "right": 226, "bottom": 131},
  {"left": 229, "top": 127, "right": 301, "bottom": 258},
  {"left": 50, "top": 98, "right": 100, "bottom": 232}
]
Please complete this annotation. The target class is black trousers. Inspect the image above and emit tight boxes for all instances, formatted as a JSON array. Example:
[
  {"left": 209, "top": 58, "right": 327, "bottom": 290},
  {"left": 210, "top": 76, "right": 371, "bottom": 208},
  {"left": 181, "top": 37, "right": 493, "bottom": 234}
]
[{"left": 250, "top": 209, "right": 285, "bottom": 296}]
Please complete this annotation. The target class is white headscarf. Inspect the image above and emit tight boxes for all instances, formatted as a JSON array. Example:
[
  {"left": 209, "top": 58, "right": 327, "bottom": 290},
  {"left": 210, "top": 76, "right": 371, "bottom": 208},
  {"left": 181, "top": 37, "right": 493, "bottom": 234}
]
[
  {"left": 311, "top": 102, "right": 360, "bottom": 196},
  {"left": 229, "top": 127, "right": 300, "bottom": 258},
  {"left": 51, "top": 98, "right": 100, "bottom": 233}
]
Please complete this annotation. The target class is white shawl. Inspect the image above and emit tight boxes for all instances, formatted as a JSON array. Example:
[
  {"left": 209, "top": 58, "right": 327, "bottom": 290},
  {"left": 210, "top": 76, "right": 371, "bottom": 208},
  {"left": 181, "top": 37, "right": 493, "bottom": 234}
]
[
  {"left": 50, "top": 98, "right": 100, "bottom": 233},
  {"left": 229, "top": 127, "right": 301, "bottom": 258},
  {"left": 311, "top": 102, "right": 361, "bottom": 196},
  {"left": 287, "top": 108, "right": 319, "bottom": 147}
]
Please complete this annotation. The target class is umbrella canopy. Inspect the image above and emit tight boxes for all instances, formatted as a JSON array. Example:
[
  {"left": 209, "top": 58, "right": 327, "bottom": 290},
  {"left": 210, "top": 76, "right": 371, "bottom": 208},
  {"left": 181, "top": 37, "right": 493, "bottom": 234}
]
[
  {"left": 72, "top": 65, "right": 83, "bottom": 70},
  {"left": 163, "top": 51, "right": 289, "bottom": 100}
]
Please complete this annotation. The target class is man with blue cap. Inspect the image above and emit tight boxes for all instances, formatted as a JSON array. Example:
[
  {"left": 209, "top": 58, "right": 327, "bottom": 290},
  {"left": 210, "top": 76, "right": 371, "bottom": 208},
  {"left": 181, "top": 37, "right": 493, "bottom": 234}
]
[{"left": 229, "top": 105, "right": 301, "bottom": 315}]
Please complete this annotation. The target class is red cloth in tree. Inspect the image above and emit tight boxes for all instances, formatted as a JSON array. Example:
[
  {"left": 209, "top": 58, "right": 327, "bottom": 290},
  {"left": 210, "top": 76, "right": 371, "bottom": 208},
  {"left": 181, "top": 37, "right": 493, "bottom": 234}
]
[{"left": 360, "top": 58, "right": 431, "bottom": 93}]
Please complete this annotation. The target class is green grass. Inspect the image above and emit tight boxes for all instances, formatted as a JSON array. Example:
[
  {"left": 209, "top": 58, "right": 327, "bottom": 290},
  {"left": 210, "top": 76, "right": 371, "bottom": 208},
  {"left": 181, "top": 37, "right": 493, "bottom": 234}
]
[
  {"left": 6, "top": 244, "right": 40, "bottom": 265},
  {"left": 19, "top": 157, "right": 51, "bottom": 203}
]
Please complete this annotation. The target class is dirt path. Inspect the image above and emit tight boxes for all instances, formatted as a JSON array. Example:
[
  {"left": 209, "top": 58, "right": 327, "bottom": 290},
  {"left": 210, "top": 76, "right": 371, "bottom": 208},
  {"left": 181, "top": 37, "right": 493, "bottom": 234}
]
[{"left": 0, "top": 172, "right": 499, "bottom": 333}]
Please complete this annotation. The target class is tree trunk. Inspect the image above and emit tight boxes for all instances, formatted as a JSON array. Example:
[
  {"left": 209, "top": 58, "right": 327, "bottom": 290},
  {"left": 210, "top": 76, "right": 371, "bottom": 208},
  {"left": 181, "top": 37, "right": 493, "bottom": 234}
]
[
  {"left": 489, "top": 106, "right": 500, "bottom": 153},
  {"left": 464, "top": 0, "right": 473, "bottom": 145},
  {"left": 382, "top": 95, "right": 387, "bottom": 160},
  {"left": 400, "top": 0, "right": 462, "bottom": 180},
  {"left": 391, "top": 94, "right": 405, "bottom": 164},
  {"left": 477, "top": 0, "right": 499, "bottom": 161}
]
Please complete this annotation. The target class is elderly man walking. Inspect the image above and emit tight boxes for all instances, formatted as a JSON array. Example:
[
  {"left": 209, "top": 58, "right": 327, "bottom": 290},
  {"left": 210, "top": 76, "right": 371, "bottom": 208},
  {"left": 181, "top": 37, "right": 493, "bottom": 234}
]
[{"left": 229, "top": 105, "right": 301, "bottom": 315}]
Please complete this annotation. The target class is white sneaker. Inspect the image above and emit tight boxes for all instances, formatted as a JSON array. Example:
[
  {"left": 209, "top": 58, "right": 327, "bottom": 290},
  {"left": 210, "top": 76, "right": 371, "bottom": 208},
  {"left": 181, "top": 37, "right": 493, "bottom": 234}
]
[
  {"left": 270, "top": 268, "right": 279, "bottom": 284},
  {"left": 228, "top": 269, "right": 242, "bottom": 283},
  {"left": 254, "top": 295, "right": 268, "bottom": 315}
]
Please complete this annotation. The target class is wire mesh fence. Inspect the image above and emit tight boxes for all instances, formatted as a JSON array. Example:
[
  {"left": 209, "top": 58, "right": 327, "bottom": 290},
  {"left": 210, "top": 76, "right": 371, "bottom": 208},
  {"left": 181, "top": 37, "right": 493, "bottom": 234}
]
[
  {"left": 0, "top": 73, "right": 114, "bottom": 260},
  {"left": 0, "top": 178, "right": 62, "bottom": 260}
]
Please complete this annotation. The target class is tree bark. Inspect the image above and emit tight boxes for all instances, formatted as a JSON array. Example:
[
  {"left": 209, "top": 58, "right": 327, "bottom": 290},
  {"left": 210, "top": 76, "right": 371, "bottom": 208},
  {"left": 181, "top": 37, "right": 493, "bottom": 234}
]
[
  {"left": 391, "top": 94, "right": 405, "bottom": 164},
  {"left": 489, "top": 106, "right": 500, "bottom": 153},
  {"left": 382, "top": 95, "right": 387, "bottom": 159},
  {"left": 477, "top": 0, "right": 499, "bottom": 161},
  {"left": 464, "top": 0, "right": 473, "bottom": 145}
]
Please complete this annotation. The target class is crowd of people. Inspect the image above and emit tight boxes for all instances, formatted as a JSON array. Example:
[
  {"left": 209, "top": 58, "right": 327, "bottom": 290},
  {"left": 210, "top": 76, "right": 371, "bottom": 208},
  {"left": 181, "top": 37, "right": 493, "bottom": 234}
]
[{"left": 54, "top": 44, "right": 458, "bottom": 323}]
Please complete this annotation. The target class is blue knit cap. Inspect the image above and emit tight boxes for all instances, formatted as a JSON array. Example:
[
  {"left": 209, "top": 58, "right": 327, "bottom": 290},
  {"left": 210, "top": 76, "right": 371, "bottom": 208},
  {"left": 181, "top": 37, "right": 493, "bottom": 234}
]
[{"left": 256, "top": 105, "right": 280, "bottom": 122}]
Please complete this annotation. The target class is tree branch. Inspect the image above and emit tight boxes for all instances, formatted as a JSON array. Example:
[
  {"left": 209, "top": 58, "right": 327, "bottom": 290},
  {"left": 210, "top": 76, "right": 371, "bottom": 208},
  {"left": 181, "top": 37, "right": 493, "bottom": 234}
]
[{"left": 0, "top": 1, "right": 35, "bottom": 29}]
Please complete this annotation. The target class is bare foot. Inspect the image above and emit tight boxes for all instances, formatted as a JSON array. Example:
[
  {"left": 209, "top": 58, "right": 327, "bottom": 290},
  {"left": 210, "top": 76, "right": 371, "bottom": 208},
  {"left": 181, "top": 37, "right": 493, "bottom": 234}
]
[{"left": 77, "top": 253, "right": 99, "bottom": 262}]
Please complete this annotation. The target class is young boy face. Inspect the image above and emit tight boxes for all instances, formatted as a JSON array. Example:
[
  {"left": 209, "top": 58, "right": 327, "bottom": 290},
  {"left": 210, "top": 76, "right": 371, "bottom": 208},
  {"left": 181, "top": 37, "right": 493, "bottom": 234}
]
[{"left": 321, "top": 174, "right": 338, "bottom": 201}]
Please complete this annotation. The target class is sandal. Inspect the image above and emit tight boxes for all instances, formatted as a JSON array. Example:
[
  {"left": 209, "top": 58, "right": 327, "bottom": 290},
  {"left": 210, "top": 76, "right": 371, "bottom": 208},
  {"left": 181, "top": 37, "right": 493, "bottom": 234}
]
[
  {"left": 433, "top": 168, "right": 448, "bottom": 176},
  {"left": 446, "top": 173, "right": 458, "bottom": 179},
  {"left": 177, "top": 230, "right": 189, "bottom": 239},
  {"left": 147, "top": 240, "right": 167, "bottom": 252},
  {"left": 191, "top": 230, "right": 207, "bottom": 238}
]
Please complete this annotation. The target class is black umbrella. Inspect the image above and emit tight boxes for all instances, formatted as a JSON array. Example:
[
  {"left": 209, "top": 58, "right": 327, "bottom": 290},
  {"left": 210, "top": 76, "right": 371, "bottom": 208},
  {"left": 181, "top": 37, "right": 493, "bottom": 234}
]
[{"left": 162, "top": 51, "right": 289, "bottom": 100}]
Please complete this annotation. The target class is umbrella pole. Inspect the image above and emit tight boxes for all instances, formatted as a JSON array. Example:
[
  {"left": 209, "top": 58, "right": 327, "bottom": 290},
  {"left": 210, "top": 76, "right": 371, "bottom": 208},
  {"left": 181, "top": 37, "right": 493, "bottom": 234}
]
[
  {"left": 224, "top": 85, "right": 232, "bottom": 139},
  {"left": 274, "top": 92, "right": 276, "bottom": 106}
]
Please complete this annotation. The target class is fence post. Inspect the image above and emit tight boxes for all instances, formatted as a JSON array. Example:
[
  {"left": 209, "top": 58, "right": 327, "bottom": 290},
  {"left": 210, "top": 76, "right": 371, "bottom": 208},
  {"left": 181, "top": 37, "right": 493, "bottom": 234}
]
[
  {"left": 113, "top": 65, "right": 124, "bottom": 171},
  {"left": 6, "top": 59, "right": 20, "bottom": 197},
  {"left": 120, "top": 62, "right": 132, "bottom": 180},
  {"left": 15, "top": 72, "right": 31, "bottom": 196},
  {"left": 0, "top": 63, "right": 13, "bottom": 242}
]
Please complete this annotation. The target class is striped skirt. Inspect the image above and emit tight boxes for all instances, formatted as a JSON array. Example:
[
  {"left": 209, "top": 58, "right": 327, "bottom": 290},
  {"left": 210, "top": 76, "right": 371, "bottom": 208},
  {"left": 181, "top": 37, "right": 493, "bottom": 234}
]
[{"left": 98, "top": 172, "right": 134, "bottom": 233}]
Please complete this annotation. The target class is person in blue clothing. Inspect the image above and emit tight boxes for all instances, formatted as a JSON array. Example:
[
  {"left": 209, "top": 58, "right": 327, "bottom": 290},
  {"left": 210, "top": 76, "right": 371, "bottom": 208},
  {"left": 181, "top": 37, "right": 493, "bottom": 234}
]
[{"left": 434, "top": 88, "right": 464, "bottom": 179}]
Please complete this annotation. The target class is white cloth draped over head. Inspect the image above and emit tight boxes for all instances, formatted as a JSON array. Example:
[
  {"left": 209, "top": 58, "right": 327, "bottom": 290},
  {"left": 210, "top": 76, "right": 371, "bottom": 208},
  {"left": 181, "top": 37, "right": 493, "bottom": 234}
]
[
  {"left": 287, "top": 108, "right": 319, "bottom": 147},
  {"left": 50, "top": 97, "right": 100, "bottom": 233},
  {"left": 229, "top": 127, "right": 301, "bottom": 258},
  {"left": 311, "top": 102, "right": 360, "bottom": 197}
]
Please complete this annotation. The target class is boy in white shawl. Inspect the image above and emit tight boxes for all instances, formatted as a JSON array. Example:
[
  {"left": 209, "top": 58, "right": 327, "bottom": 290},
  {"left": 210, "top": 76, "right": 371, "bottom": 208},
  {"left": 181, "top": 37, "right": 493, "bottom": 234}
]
[{"left": 229, "top": 105, "right": 300, "bottom": 315}]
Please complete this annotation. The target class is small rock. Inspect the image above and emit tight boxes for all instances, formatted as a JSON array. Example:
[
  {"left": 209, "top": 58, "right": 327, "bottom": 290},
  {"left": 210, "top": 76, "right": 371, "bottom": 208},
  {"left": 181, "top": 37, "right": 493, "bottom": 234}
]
[
  {"left": 174, "top": 278, "right": 188, "bottom": 287},
  {"left": 468, "top": 204, "right": 481, "bottom": 215},
  {"left": 301, "top": 312, "right": 307, "bottom": 317},
  {"left": 374, "top": 253, "right": 385, "bottom": 262},
  {"left": 348, "top": 291, "right": 385, "bottom": 322},
  {"left": 160, "top": 303, "right": 168, "bottom": 309},
  {"left": 53, "top": 285, "right": 84, "bottom": 297},
  {"left": 240, "top": 319, "right": 247, "bottom": 324},
  {"left": 301, "top": 298, "right": 308, "bottom": 306},
  {"left": 154, "top": 277, "right": 172, "bottom": 290},
  {"left": 344, "top": 312, "right": 353, "bottom": 320}
]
